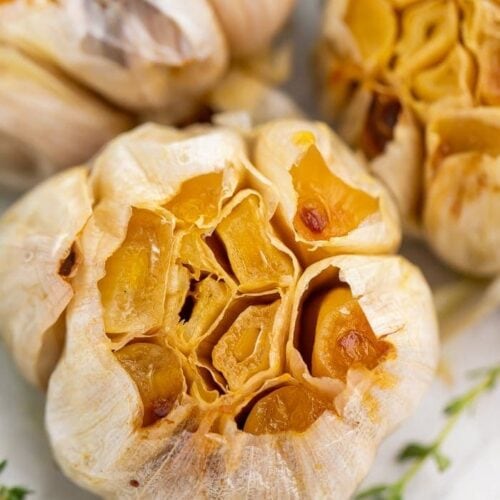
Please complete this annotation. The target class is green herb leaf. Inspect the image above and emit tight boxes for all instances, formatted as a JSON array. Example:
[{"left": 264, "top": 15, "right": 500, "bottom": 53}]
[
  {"left": 444, "top": 397, "right": 468, "bottom": 416},
  {"left": 397, "top": 443, "right": 433, "bottom": 462},
  {"left": 0, "top": 486, "right": 33, "bottom": 500},
  {"left": 0, "top": 460, "right": 32, "bottom": 500},
  {"left": 355, "top": 484, "right": 402, "bottom": 500},
  {"left": 432, "top": 450, "right": 451, "bottom": 472}
]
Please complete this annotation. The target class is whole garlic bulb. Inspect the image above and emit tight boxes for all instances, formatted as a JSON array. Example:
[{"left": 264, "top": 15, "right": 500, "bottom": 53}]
[
  {"left": 0, "top": 119, "right": 438, "bottom": 499},
  {"left": 0, "top": 0, "right": 296, "bottom": 190},
  {"left": 318, "top": 0, "right": 500, "bottom": 276}
]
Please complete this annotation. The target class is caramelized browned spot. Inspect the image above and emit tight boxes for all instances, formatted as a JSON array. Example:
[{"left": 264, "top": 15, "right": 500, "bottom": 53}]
[
  {"left": 303, "top": 286, "right": 391, "bottom": 380},
  {"left": 291, "top": 145, "right": 379, "bottom": 240},
  {"left": 59, "top": 246, "right": 76, "bottom": 277},
  {"left": 299, "top": 203, "right": 328, "bottom": 233},
  {"left": 361, "top": 93, "right": 402, "bottom": 160},
  {"left": 243, "top": 385, "right": 331, "bottom": 435},
  {"left": 116, "top": 342, "right": 184, "bottom": 426}
]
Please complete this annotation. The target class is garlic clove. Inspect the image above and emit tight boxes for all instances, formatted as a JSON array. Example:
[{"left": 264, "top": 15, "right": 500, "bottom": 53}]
[
  {"left": 252, "top": 119, "right": 401, "bottom": 263},
  {"left": 460, "top": 0, "right": 500, "bottom": 106}
]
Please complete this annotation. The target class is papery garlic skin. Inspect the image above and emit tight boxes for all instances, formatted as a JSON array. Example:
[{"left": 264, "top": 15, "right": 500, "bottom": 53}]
[
  {"left": 318, "top": 0, "right": 500, "bottom": 276},
  {"left": 0, "top": 0, "right": 227, "bottom": 112},
  {"left": 0, "top": 167, "right": 92, "bottom": 387},
  {"left": 0, "top": 121, "right": 437, "bottom": 499},
  {"left": 0, "top": 0, "right": 295, "bottom": 190},
  {"left": 208, "top": 0, "right": 295, "bottom": 57},
  {"left": 0, "top": 45, "right": 133, "bottom": 190},
  {"left": 424, "top": 108, "right": 500, "bottom": 276}
]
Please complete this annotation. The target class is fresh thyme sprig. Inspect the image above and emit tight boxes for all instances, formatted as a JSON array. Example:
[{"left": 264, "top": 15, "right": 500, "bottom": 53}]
[
  {"left": 0, "top": 460, "right": 32, "bottom": 500},
  {"left": 355, "top": 363, "right": 500, "bottom": 500}
]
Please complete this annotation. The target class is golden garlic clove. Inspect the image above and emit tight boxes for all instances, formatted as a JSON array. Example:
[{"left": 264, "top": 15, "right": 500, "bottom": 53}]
[
  {"left": 243, "top": 383, "right": 332, "bottom": 434},
  {"left": 319, "top": 0, "right": 500, "bottom": 276},
  {"left": 115, "top": 342, "right": 186, "bottom": 426},
  {"left": 215, "top": 192, "right": 295, "bottom": 292},
  {"left": 99, "top": 208, "right": 175, "bottom": 335},
  {"left": 393, "top": 0, "right": 459, "bottom": 78},
  {"left": 342, "top": 0, "right": 397, "bottom": 70},
  {"left": 460, "top": 0, "right": 500, "bottom": 106},
  {"left": 253, "top": 119, "right": 401, "bottom": 263},
  {"left": 288, "top": 254, "right": 438, "bottom": 419}
]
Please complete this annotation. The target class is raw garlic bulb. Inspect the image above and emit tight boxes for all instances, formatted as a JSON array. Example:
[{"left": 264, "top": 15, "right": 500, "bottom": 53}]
[
  {"left": 0, "top": 0, "right": 295, "bottom": 190},
  {"left": 318, "top": 0, "right": 500, "bottom": 276},
  {"left": 0, "top": 120, "right": 438, "bottom": 499}
]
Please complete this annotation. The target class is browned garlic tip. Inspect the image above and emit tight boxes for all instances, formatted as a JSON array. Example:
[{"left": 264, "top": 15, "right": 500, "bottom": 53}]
[
  {"left": 0, "top": 0, "right": 296, "bottom": 190},
  {"left": 0, "top": 120, "right": 437, "bottom": 499},
  {"left": 319, "top": 0, "right": 500, "bottom": 276}
]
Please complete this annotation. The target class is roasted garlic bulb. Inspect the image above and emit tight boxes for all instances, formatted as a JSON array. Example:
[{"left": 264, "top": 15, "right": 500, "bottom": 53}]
[
  {"left": 0, "top": 120, "right": 438, "bottom": 499},
  {"left": 318, "top": 0, "right": 500, "bottom": 276},
  {"left": 0, "top": 0, "right": 295, "bottom": 190}
]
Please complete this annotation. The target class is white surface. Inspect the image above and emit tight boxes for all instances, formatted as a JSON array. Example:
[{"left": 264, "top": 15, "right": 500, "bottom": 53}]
[{"left": 1, "top": 1, "right": 499, "bottom": 499}]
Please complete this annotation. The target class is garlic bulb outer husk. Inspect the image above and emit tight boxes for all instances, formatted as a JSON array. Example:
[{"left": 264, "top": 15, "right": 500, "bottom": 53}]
[
  {"left": 0, "top": 45, "right": 133, "bottom": 190},
  {"left": 208, "top": 69, "right": 303, "bottom": 126},
  {"left": 0, "top": 167, "right": 92, "bottom": 387},
  {"left": 46, "top": 250, "right": 437, "bottom": 499},
  {"left": 208, "top": 0, "right": 295, "bottom": 58},
  {"left": 319, "top": 0, "right": 500, "bottom": 278},
  {"left": 0, "top": 0, "right": 228, "bottom": 113},
  {"left": 423, "top": 107, "right": 500, "bottom": 276}
]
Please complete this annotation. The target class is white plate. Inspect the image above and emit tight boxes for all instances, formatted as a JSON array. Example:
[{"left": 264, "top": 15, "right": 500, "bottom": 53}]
[{"left": 1, "top": 1, "right": 499, "bottom": 498}]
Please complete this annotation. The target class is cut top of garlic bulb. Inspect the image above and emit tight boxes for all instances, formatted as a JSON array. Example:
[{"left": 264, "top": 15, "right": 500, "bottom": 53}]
[
  {"left": 0, "top": 120, "right": 437, "bottom": 499},
  {"left": 319, "top": 0, "right": 500, "bottom": 275}
]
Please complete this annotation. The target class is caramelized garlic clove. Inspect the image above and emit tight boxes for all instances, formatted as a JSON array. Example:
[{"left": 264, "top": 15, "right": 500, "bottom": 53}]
[
  {"left": 115, "top": 342, "right": 185, "bottom": 426},
  {"left": 99, "top": 208, "right": 174, "bottom": 335},
  {"left": 253, "top": 119, "right": 401, "bottom": 262}
]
